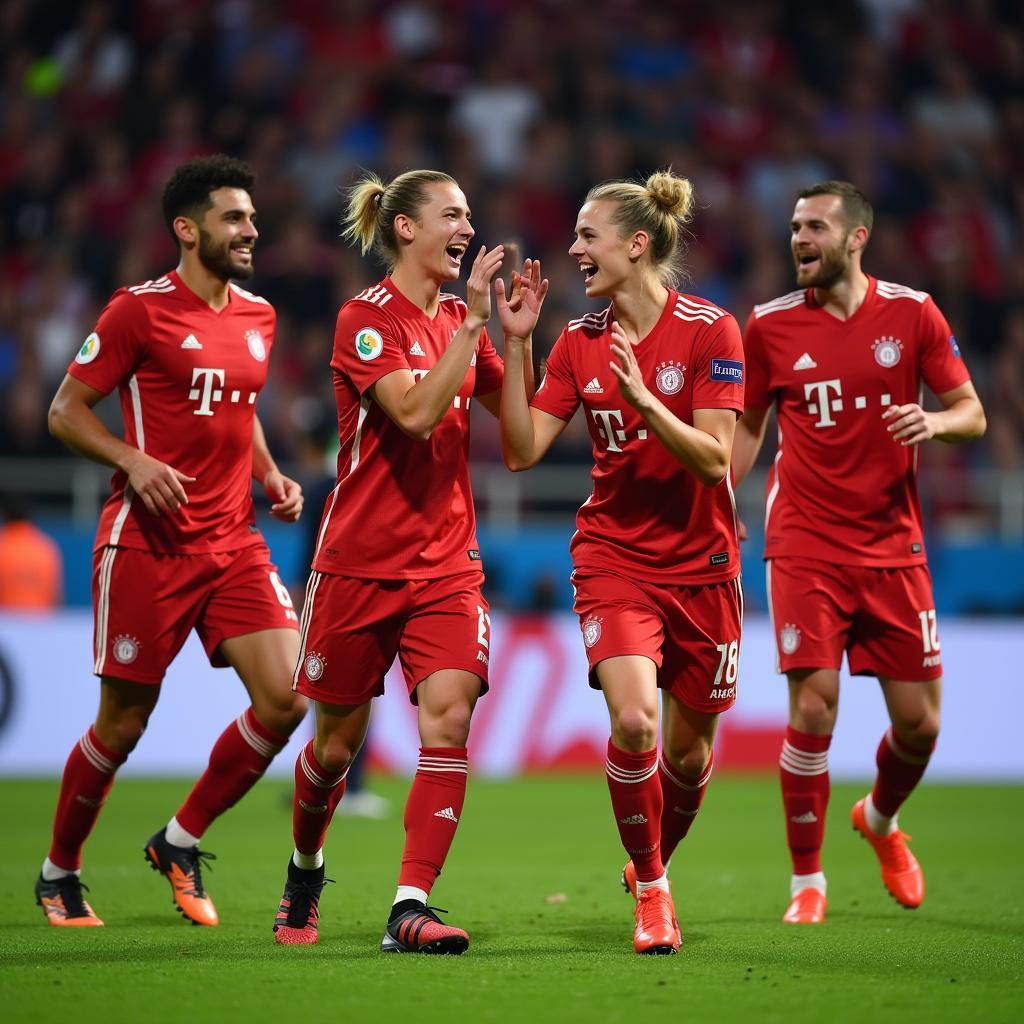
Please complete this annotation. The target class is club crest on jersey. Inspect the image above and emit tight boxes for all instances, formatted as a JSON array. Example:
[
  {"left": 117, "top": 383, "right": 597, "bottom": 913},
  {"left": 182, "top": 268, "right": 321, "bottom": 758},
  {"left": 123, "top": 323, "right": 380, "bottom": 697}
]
[
  {"left": 303, "top": 651, "right": 326, "bottom": 682},
  {"left": 582, "top": 617, "right": 603, "bottom": 648},
  {"left": 75, "top": 332, "right": 101, "bottom": 365},
  {"left": 872, "top": 336, "right": 903, "bottom": 368},
  {"left": 112, "top": 634, "right": 139, "bottom": 664},
  {"left": 355, "top": 327, "right": 384, "bottom": 361},
  {"left": 780, "top": 624, "right": 801, "bottom": 655},
  {"left": 245, "top": 329, "right": 266, "bottom": 362},
  {"left": 656, "top": 361, "right": 686, "bottom": 395}
]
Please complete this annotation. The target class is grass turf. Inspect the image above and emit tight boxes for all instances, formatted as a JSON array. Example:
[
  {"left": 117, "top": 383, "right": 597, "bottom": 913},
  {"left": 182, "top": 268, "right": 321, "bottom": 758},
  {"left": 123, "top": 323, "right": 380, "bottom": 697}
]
[{"left": 1, "top": 775, "right": 1021, "bottom": 1024}]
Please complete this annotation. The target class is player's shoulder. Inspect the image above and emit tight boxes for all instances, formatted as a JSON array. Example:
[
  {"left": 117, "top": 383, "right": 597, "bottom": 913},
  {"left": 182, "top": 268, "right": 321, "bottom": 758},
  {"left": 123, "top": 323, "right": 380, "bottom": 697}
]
[
  {"left": 672, "top": 291, "right": 733, "bottom": 325},
  {"left": 873, "top": 279, "right": 931, "bottom": 306},
  {"left": 565, "top": 305, "right": 612, "bottom": 339},
  {"left": 116, "top": 275, "right": 177, "bottom": 308},
  {"left": 751, "top": 289, "right": 807, "bottom": 321},
  {"left": 228, "top": 281, "right": 273, "bottom": 307},
  {"left": 341, "top": 281, "right": 401, "bottom": 323},
  {"left": 438, "top": 291, "right": 468, "bottom": 314}
]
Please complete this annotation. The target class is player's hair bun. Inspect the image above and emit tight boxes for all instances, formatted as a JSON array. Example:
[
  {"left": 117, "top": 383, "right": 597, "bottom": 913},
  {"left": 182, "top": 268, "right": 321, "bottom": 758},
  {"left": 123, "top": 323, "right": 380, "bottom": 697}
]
[{"left": 645, "top": 170, "right": 694, "bottom": 222}]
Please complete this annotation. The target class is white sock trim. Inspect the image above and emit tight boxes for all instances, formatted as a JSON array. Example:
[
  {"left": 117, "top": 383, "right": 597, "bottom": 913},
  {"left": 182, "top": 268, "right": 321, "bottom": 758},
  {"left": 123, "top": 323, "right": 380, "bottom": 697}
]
[
  {"left": 791, "top": 872, "right": 827, "bottom": 898},
  {"left": 292, "top": 848, "right": 324, "bottom": 870},
  {"left": 393, "top": 885, "right": 429, "bottom": 906},
  {"left": 164, "top": 816, "right": 201, "bottom": 849},
  {"left": 635, "top": 873, "right": 670, "bottom": 894},
  {"left": 41, "top": 857, "right": 80, "bottom": 882},
  {"left": 864, "top": 794, "right": 897, "bottom": 836}
]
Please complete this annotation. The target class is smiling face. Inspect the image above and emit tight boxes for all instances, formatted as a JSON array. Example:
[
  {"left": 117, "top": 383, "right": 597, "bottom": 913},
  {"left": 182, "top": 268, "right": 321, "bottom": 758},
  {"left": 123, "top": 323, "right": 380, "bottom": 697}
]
[
  {"left": 192, "top": 187, "right": 258, "bottom": 281},
  {"left": 400, "top": 180, "right": 474, "bottom": 283},
  {"left": 790, "top": 193, "right": 862, "bottom": 290},
  {"left": 569, "top": 200, "right": 640, "bottom": 298}
]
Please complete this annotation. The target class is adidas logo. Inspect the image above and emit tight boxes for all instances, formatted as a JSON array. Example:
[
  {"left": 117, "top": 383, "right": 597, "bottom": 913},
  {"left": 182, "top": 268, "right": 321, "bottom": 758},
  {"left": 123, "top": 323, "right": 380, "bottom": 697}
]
[
  {"left": 434, "top": 806, "right": 459, "bottom": 822},
  {"left": 792, "top": 352, "right": 816, "bottom": 371},
  {"left": 409, "top": 340, "right": 426, "bottom": 357},
  {"left": 672, "top": 807, "right": 699, "bottom": 816},
  {"left": 583, "top": 377, "right": 604, "bottom": 394},
  {"left": 299, "top": 799, "right": 328, "bottom": 814},
  {"left": 619, "top": 813, "right": 648, "bottom": 825},
  {"left": 790, "top": 811, "right": 818, "bottom": 824},
  {"left": 181, "top": 333, "right": 202, "bottom": 350}
]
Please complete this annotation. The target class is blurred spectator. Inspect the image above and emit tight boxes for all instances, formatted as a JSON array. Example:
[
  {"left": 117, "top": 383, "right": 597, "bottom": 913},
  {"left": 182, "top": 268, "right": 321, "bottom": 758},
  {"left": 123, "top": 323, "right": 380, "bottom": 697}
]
[
  {"left": 989, "top": 306, "right": 1024, "bottom": 470},
  {"left": 0, "top": 496, "right": 62, "bottom": 610}
]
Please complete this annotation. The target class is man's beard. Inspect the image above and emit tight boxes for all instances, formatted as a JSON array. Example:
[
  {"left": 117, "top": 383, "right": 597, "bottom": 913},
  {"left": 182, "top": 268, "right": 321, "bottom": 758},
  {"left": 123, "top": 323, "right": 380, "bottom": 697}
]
[
  {"left": 796, "top": 239, "right": 849, "bottom": 290},
  {"left": 198, "top": 228, "right": 253, "bottom": 280}
]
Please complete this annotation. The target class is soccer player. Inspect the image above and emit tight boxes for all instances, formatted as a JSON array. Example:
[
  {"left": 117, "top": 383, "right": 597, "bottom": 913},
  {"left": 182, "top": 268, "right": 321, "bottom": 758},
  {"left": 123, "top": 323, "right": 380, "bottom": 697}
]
[
  {"left": 272, "top": 170, "right": 538, "bottom": 953},
  {"left": 36, "top": 155, "right": 307, "bottom": 928},
  {"left": 499, "top": 171, "right": 745, "bottom": 955},
  {"left": 732, "top": 181, "right": 986, "bottom": 924}
]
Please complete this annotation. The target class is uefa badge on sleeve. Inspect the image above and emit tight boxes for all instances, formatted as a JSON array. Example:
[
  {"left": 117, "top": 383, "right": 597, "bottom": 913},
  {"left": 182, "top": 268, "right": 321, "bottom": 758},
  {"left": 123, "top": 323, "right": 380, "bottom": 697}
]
[
  {"left": 75, "top": 332, "right": 101, "bottom": 365},
  {"left": 355, "top": 327, "right": 384, "bottom": 361}
]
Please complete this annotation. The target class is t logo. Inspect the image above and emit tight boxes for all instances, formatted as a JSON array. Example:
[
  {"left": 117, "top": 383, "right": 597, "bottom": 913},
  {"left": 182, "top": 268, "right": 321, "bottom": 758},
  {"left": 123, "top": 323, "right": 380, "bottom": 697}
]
[
  {"left": 189, "top": 367, "right": 225, "bottom": 416},
  {"left": 803, "top": 379, "right": 843, "bottom": 428},
  {"left": 591, "top": 408, "right": 627, "bottom": 452}
]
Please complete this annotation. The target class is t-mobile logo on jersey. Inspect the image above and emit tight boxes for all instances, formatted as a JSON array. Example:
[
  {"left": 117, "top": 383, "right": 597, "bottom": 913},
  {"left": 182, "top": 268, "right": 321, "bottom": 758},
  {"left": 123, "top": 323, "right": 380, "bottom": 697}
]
[
  {"left": 804, "top": 379, "right": 897, "bottom": 429},
  {"left": 590, "top": 408, "right": 628, "bottom": 452},
  {"left": 188, "top": 367, "right": 258, "bottom": 416}
]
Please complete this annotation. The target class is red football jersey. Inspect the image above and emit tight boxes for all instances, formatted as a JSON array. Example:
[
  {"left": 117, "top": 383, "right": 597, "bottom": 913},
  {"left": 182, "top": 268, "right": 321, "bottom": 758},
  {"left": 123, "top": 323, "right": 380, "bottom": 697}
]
[
  {"left": 68, "top": 271, "right": 276, "bottom": 554},
  {"left": 531, "top": 291, "right": 744, "bottom": 584},
  {"left": 312, "top": 278, "right": 504, "bottom": 580},
  {"left": 744, "top": 277, "right": 972, "bottom": 566}
]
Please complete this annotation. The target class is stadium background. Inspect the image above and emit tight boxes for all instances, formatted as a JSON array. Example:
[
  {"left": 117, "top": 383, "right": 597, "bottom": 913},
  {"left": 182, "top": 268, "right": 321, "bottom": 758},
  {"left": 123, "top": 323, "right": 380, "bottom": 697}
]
[{"left": 0, "top": 0, "right": 1022, "bottom": 781}]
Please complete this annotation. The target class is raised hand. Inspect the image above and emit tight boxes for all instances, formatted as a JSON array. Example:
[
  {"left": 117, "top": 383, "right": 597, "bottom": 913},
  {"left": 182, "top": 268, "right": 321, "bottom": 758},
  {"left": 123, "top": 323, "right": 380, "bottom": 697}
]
[
  {"left": 465, "top": 244, "right": 506, "bottom": 325},
  {"left": 496, "top": 258, "right": 549, "bottom": 341},
  {"left": 608, "top": 320, "right": 651, "bottom": 410},
  {"left": 264, "top": 469, "right": 304, "bottom": 522}
]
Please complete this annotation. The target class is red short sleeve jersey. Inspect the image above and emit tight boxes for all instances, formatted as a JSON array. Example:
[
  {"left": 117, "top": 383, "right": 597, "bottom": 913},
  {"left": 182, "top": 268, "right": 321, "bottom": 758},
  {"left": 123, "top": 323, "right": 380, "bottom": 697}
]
[
  {"left": 744, "top": 277, "right": 972, "bottom": 566},
  {"left": 68, "top": 271, "right": 276, "bottom": 554},
  {"left": 312, "top": 278, "right": 503, "bottom": 580},
  {"left": 531, "top": 290, "right": 744, "bottom": 584}
]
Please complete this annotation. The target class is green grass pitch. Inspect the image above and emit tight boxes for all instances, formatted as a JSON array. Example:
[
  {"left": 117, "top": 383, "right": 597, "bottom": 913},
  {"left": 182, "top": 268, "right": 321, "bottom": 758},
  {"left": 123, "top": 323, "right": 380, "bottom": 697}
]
[{"left": 1, "top": 775, "right": 1021, "bottom": 1023}]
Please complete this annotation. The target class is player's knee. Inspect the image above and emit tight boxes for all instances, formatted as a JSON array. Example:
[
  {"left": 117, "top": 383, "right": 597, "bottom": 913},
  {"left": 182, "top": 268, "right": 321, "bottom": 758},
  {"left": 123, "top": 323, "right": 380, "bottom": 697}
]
[
  {"left": 425, "top": 701, "right": 473, "bottom": 747},
  {"left": 663, "top": 742, "right": 712, "bottom": 781},
  {"left": 793, "top": 693, "right": 837, "bottom": 735},
  {"left": 95, "top": 713, "right": 148, "bottom": 756},
  {"left": 255, "top": 691, "right": 308, "bottom": 736},
  {"left": 314, "top": 735, "right": 357, "bottom": 777},
  {"left": 895, "top": 711, "right": 940, "bottom": 750},
  {"left": 610, "top": 707, "right": 658, "bottom": 752}
]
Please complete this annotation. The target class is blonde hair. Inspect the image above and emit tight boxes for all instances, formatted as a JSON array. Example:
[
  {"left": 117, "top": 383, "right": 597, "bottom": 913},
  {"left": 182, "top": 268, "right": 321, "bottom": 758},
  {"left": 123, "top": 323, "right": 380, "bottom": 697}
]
[
  {"left": 585, "top": 169, "right": 695, "bottom": 286},
  {"left": 341, "top": 169, "right": 458, "bottom": 268}
]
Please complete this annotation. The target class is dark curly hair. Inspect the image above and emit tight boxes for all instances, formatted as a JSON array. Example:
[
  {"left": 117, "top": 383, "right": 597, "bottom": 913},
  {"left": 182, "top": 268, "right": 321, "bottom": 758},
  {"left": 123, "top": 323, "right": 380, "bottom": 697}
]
[{"left": 161, "top": 155, "right": 256, "bottom": 241}]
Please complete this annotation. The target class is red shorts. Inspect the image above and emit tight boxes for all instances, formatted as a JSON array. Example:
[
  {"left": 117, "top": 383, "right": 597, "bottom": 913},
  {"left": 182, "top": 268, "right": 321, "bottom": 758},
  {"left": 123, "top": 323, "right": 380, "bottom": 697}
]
[
  {"left": 766, "top": 557, "right": 943, "bottom": 682},
  {"left": 293, "top": 571, "right": 490, "bottom": 706},
  {"left": 571, "top": 568, "right": 743, "bottom": 714},
  {"left": 92, "top": 543, "right": 299, "bottom": 685}
]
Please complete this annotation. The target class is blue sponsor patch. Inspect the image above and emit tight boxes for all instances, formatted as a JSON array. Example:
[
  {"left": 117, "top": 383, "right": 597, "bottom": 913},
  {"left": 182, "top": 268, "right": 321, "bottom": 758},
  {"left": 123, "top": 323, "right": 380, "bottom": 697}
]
[
  {"left": 709, "top": 358, "right": 744, "bottom": 383},
  {"left": 950, "top": 335, "right": 961, "bottom": 359}
]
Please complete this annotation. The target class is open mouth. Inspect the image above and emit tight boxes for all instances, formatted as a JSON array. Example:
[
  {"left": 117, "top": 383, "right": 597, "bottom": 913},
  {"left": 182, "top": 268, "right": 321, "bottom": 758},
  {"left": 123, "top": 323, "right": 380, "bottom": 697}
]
[
  {"left": 232, "top": 245, "right": 253, "bottom": 260},
  {"left": 797, "top": 253, "right": 818, "bottom": 270},
  {"left": 446, "top": 243, "right": 467, "bottom": 265},
  {"left": 580, "top": 262, "right": 598, "bottom": 283}
]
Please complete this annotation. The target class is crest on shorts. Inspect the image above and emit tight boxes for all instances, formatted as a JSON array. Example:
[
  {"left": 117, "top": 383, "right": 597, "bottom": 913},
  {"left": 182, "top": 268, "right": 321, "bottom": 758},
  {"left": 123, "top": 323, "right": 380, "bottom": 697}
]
[
  {"left": 245, "top": 328, "right": 267, "bottom": 362},
  {"left": 780, "top": 624, "right": 801, "bottom": 655},
  {"left": 582, "top": 617, "right": 603, "bottom": 648},
  {"left": 655, "top": 361, "right": 686, "bottom": 395},
  {"left": 76, "top": 332, "right": 101, "bottom": 365},
  {"left": 355, "top": 327, "right": 384, "bottom": 361},
  {"left": 303, "top": 651, "right": 325, "bottom": 682},
  {"left": 112, "top": 634, "right": 139, "bottom": 664},
  {"left": 872, "top": 336, "right": 903, "bottom": 368}
]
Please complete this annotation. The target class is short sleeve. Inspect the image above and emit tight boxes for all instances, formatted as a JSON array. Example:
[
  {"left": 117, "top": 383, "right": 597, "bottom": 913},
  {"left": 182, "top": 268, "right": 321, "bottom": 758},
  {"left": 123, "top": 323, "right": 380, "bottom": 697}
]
[
  {"left": 741, "top": 312, "right": 773, "bottom": 411},
  {"left": 67, "top": 290, "right": 147, "bottom": 396},
  {"left": 530, "top": 329, "right": 579, "bottom": 422},
  {"left": 691, "top": 314, "right": 745, "bottom": 415},
  {"left": 918, "top": 297, "right": 972, "bottom": 396},
  {"left": 473, "top": 328, "right": 504, "bottom": 395},
  {"left": 332, "top": 302, "right": 410, "bottom": 396}
]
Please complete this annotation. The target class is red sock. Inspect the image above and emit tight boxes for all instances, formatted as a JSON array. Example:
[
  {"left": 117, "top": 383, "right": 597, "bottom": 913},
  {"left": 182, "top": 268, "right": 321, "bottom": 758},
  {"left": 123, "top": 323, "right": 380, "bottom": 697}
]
[
  {"left": 606, "top": 740, "right": 663, "bottom": 882},
  {"left": 292, "top": 740, "right": 347, "bottom": 855},
  {"left": 779, "top": 726, "right": 831, "bottom": 875},
  {"left": 49, "top": 727, "right": 127, "bottom": 870},
  {"left": 398, "top": 747, "right": 468, "bottom": 893},
  {"left": 871, "top": 728, "right": 936, "bottom": 818},
  {"left": 659, "top": 751, "right": 713, "bottom": 864},
  {"left": 175, "top": 708, "right": 288, "bottom": 838}
]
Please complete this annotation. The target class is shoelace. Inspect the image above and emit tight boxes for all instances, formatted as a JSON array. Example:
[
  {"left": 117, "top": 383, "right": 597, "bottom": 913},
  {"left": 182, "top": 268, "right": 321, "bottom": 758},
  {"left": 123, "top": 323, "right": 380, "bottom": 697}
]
[
  {"left": 55, "top": 876, "right": 92, "bottom": 917},
  {"left": 179, "top": 848, "right": 216, "bottom": 897},
  {"left": 636, "top": 889, "right": 671, "bottom": 929},
  {"left": 285, "top": 877, "right": 335, "bottom": 927},
  {"left": 881, "top": 830, "right": 913, "bottom": 870}
]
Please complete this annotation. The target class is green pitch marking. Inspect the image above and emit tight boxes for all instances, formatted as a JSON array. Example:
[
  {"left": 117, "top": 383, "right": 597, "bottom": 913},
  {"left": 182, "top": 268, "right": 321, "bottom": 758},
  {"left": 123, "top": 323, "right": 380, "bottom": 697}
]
[{"left": 1, "top": 776, "right": 1021, "bottom": 1023}]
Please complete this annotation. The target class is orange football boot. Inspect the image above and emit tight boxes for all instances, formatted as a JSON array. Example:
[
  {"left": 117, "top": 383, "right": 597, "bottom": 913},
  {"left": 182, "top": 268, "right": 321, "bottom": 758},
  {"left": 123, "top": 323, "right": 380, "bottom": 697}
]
[
  {"left": 144, "top": 828, "right": 219, "bottom": 926},
  {"left": 621, "top": 860, "right": 638, "bottom": 899},
  {"left": 782, "top": 887, "right": 827, "bottom": 924},
  {"left": 851, "top": 798, "right": 924, "bottom": 908},
  {"left": 35, "top": 874, "right": 104, "bottom": 927},
  {"left": 633, "top": 887, "right": 680, "bottom": 955}
]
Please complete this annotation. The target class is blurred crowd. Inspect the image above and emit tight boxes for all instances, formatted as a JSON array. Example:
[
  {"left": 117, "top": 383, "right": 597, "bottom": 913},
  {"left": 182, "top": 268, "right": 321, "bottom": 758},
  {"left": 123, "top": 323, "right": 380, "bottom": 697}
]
[{"left": 2, "top": 0, "right": 1024, "bottom": 529}]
